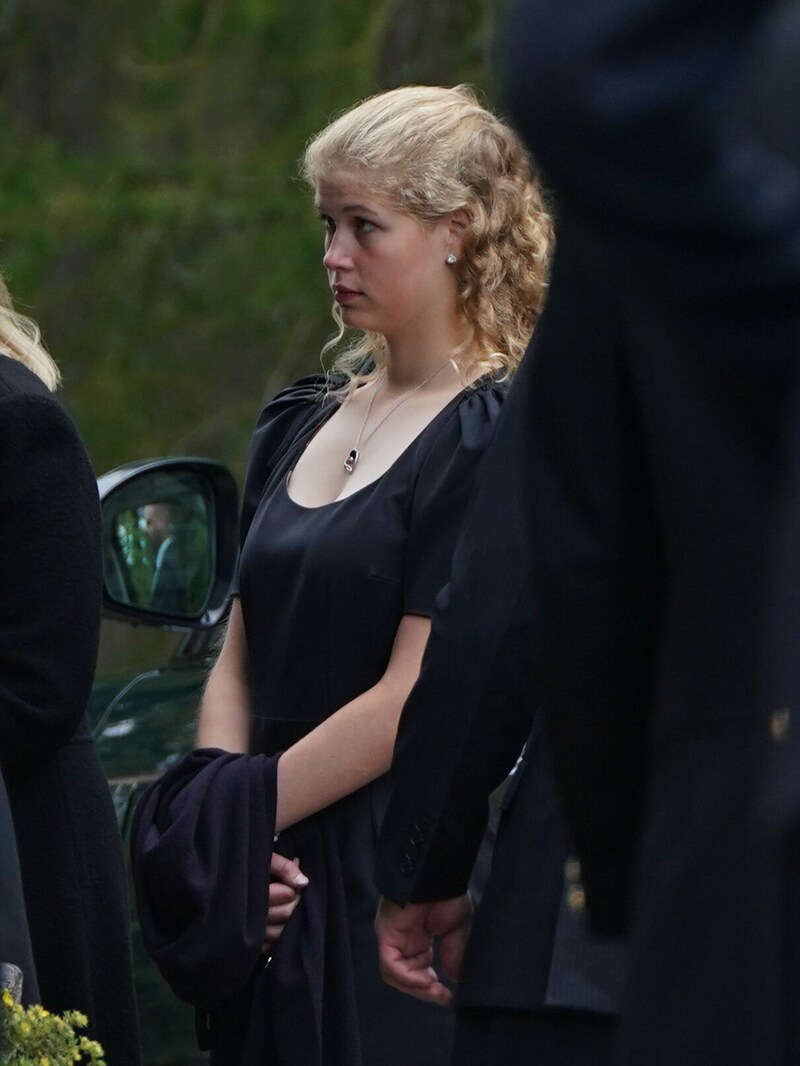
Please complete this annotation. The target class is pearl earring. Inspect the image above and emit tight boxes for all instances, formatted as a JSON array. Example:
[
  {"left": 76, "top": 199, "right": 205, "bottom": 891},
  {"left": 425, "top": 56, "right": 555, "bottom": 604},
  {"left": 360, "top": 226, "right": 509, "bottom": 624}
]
[{"left": 445, "top": 253, "right": 458, "bottom": 265}]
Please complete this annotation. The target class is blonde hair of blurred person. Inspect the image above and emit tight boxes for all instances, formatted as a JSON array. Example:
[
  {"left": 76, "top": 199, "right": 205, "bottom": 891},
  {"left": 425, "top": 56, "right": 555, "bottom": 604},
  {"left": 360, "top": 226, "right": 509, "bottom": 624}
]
[{"left": 0, "top": 276, "right": 60, "bottom": 391}]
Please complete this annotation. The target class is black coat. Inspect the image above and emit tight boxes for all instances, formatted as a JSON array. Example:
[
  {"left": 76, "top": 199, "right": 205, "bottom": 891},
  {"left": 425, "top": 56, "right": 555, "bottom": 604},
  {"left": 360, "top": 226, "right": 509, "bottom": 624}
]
[
  {"left": 501, "top": 0, "right": 800, "bottom": 1063},
  {"left": 0, "top": 764, "right": 38, "bottom": 1003},
  {"left": 0, "top": 354, "right": 140, "bottom": 1064},
  {"left": 375, "top": 357, "right": 627, "bottom": 1016}
]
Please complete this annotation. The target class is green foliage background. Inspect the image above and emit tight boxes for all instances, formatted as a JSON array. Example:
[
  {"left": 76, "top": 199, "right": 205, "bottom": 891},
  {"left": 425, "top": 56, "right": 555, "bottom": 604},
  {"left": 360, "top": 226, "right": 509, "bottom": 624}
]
[{"left": 0, "top": 0, "right": 503, "bottom": 484}]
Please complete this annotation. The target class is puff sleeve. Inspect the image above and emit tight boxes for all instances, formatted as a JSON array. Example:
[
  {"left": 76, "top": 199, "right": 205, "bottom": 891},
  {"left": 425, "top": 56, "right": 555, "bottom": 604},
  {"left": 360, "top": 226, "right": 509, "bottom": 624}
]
[
  {"left": 231, "top": 374, "right": 328, "bottom": 595},
  {"left": 403, "top": 381, "right": 507, "bottom": 617}
]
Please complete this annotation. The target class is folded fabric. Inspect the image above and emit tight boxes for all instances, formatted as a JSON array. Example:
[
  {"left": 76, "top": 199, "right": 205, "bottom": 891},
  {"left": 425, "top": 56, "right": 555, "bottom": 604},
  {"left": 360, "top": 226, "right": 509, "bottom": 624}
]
[{"left": 131, "top": 747, "right": 361, "bottom": 1066}]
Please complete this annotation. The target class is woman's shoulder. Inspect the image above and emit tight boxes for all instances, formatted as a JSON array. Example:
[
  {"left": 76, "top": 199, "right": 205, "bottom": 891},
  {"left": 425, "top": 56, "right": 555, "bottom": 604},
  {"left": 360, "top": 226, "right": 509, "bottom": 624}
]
[
  {"left": 415, "top": 375, "right": 509, "bottom": 469},
  {"left": 0, "top": 354, "right": 84, "bottom": 451},
  {"left": 401, "top": 375, "right": 509, "bottom": 515},
  {"left": 256, "top": 373, "right": 330, "bottom": 420},
  {"left": 454, "top": 374, "right": 509, "bottom": 432},
  {"left": 0, "top": 356, "right": 96, "bottom": 521},
  {"left": 0, "top": 352, "right": 56, "bottom": 403},
  {"left": 242, "top": 373, "right": 330, "bottom": 499},
  {"left": 248, "top": 372, "right": 329, "bottom": 450},
  {"left": 251, "top": 373, "right": 329, "bottom": 439},
  {"left": 401, "top": 376, "right": 511, "bottom": 612}
]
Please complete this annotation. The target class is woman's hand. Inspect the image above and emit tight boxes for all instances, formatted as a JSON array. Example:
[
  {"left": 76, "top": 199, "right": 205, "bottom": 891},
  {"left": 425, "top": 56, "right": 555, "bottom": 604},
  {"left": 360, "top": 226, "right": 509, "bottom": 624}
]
[{"left": 262, "top": 852, "right": 309, "bottom": 952}]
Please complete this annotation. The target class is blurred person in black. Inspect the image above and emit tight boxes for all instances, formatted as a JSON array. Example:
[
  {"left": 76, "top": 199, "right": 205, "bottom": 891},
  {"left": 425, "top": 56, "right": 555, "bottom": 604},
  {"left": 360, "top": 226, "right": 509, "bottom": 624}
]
[
  {"left": 375, "top": 1, "right": 800, "bottom": 1063},
  {"left": 375, "top": 352, "right": 627, "bottom": 1066},
  {"left": 143, "top": 499, "right": 194, "bottom": 614},
  {"left": 0, "top": 276, "right": 141, "bottom": 1063}
]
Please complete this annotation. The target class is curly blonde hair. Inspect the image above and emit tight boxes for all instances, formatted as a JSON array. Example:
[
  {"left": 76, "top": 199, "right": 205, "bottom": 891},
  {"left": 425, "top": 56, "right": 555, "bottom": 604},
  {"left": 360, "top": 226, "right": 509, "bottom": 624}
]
[
  {"left": 0, "top": 275, "right": 60, "bottom": 391},
  {"left": 302, "top": 84, "right": 553, "bottom": 388}
]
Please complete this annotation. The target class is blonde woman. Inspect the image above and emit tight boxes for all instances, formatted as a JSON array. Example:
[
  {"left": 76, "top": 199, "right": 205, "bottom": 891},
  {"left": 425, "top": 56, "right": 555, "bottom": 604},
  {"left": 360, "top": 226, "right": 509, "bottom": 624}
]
[
  {"left": 0, "top": 280, "right": 140, "bottom": 1063},
  {"left": 193, "top": 85, "right": 551, "bottom": 1065}
]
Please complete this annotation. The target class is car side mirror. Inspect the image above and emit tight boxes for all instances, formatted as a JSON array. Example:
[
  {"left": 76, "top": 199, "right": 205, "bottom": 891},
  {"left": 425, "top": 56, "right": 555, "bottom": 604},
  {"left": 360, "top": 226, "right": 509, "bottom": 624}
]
[{"left": 98, "top": 458, "right": 239, "bottom": 630}]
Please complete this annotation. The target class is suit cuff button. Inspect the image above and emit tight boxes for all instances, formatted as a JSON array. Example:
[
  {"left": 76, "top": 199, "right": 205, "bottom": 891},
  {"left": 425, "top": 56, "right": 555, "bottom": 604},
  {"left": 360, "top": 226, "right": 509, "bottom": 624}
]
[{"left": 770, "top": 707, "right": 791, "bottom": 743}]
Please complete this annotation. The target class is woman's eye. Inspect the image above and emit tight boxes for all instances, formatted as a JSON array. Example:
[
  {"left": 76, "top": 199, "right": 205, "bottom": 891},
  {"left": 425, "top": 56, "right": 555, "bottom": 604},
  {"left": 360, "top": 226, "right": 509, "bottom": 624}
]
[
  {"left": 320, "top": 217, "right": 335, "bottom": 247},
  {"left": 355, "top": 217, "right": 376, "bottom": 234}
]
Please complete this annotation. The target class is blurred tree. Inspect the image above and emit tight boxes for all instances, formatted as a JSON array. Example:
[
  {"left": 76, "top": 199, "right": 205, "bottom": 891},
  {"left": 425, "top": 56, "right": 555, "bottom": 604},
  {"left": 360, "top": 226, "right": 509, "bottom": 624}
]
[
  {"left": 376, "top": 0, "right": 495, "bottom": 87},
  {"left": 0, "top": 0, "right": 117, "bottom": 150},
  {"left": 0, "top": 0, "right": 498, "bottom": 481}
]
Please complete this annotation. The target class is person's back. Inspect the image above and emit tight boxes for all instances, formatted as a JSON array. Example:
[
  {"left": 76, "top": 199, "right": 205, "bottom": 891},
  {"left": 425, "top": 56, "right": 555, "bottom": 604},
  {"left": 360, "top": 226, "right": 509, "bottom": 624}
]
[{"left": 500, "top": 0, "right": 800, "bottom": 1061}]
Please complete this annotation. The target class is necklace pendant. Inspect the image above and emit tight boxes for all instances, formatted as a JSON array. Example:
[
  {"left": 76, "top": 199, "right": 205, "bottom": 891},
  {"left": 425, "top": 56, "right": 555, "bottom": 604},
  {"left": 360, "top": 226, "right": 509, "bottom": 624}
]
[{"left": 344, "top": 448, "right": 360, "bottom": 474}]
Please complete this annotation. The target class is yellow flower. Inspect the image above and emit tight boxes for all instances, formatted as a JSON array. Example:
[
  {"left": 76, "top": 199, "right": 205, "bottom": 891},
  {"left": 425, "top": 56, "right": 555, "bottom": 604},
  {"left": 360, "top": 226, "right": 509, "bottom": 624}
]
[
  {"left": 1, "top": 995, "right": 106, "bottom": 1064},
  {"left": 77, "top": 1034, "right": 106, "bottom": 1060}
]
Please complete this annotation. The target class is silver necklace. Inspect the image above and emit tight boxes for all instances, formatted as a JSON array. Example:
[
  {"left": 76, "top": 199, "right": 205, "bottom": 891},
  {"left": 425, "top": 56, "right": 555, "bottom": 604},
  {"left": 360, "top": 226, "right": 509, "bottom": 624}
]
[{"left": 343, "top": 359, "right": 456, "bottom": 473}]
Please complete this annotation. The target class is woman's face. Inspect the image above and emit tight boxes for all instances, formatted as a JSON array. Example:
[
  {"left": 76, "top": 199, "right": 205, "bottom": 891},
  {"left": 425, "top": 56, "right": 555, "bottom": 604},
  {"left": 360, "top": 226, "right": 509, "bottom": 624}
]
[{"left": 315, "top": 175, "right": 460, "bottom": 347}]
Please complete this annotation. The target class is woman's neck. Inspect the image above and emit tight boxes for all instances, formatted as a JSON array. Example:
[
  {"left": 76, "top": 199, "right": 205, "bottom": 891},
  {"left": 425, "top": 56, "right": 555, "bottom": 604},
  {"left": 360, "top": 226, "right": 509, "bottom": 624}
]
[{"left": 381, "top": 329, "right": 483, "bottom": 391}]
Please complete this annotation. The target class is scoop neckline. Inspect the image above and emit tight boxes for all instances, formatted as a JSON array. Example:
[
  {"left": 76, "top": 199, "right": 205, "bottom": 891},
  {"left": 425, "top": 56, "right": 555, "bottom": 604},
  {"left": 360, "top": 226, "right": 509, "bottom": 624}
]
[{"left": 282, "top": 378, "right": 489, "bottom": 512}]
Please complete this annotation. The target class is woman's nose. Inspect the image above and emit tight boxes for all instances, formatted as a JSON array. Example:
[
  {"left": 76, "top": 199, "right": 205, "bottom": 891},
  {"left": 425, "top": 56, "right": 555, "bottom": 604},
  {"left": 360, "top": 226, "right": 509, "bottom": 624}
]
[{"left": 322, "top": 231, "right": 352, "bottom": 271}]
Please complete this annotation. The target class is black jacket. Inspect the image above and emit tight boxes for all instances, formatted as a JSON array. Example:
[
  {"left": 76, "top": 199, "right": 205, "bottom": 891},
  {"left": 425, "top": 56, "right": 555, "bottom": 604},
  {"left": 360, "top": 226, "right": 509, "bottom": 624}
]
[
  {"left": 501, "top": 0, "right": 800, "bottom": 1062},
  {"left": 375, "top": 358, "right": 626, "bottom": 1014}
]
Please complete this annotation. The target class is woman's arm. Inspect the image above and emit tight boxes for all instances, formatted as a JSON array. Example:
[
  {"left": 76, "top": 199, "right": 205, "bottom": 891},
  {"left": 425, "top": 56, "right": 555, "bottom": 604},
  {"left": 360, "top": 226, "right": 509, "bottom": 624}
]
[
  {"left": 197, "top": 603, "right": 431, "bottom": 830},
  {"left": 195, "top": 599, "right": 252, "bottom": 752},
  {"left": 197, "top": 601, "right": 310, "bottom": 946},
  {"left": 275, "top": 613, "right": 431, "bottom": 832}
]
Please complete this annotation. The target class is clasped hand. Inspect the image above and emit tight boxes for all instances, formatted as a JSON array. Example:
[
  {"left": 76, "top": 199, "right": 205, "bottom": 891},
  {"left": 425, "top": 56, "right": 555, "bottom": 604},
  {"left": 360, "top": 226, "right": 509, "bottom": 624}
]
[
  {"left": 262, "top": 861, "right": 474, "bottom": 1010},
  {"left": 374, "top": 894, "right": 473, "bottom": 1006},
  {"left": 262, "top": 852, "right": 309, "bottom": 953}
]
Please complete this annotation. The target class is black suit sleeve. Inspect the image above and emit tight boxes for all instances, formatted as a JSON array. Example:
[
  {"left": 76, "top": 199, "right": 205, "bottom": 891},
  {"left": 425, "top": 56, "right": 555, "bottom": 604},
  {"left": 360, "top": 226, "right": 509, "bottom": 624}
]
[
  {"left": 0, "top": 391, "right": 102, "bottom": 778},
  {"left": 375, "top": 363, "right": 540, "bottom": 905}
]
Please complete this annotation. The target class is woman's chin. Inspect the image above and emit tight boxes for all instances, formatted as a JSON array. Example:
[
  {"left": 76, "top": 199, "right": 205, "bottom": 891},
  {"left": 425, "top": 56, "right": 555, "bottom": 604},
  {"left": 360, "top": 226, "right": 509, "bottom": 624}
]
[{"left": 339, "top": 305, "right": 374, "bottom": 329}]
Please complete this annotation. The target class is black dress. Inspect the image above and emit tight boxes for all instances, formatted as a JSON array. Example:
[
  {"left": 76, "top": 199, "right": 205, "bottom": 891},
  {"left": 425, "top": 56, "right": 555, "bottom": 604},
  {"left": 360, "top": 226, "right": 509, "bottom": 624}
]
[{"left": 236, "top": 374, "right": 506, "bottom": 1066}]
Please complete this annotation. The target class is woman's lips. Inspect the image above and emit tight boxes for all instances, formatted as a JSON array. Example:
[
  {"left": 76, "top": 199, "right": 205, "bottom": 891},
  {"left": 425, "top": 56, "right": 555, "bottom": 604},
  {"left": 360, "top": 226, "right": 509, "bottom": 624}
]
[{"left": 333, "top": 286, "right": 361, "bottom": 304}]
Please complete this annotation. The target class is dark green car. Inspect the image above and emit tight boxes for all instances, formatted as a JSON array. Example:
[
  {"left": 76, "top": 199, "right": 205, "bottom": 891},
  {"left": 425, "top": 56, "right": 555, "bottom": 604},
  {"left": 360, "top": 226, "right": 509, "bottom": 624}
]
[{"left": 89, "top": 458, "right": 240, "bottom": 1066}]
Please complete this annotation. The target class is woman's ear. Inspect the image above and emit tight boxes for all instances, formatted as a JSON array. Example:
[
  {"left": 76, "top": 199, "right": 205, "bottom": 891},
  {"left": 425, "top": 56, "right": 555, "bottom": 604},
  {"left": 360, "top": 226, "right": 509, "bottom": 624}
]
[{"left": 446, "top": 209, "right": 471, "bottom": 257}]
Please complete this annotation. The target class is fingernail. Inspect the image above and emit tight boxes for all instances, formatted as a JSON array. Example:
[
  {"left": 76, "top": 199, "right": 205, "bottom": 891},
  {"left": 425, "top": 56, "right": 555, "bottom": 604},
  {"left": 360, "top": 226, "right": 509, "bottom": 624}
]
[{"left": 294, "top": 874, "right": 309, "bottom": 886}]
